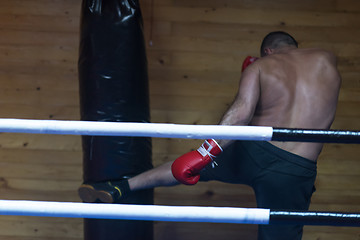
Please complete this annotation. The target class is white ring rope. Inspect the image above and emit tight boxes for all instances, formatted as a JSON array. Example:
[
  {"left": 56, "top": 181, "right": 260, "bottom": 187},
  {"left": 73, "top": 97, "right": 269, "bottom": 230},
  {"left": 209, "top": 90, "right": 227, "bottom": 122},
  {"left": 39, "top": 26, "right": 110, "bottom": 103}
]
[
  {"left": 0, "top": 200, "right": 270, "bottom": 224},
  {"left": 1, "top": 200, "right": 359, "bottom": 226},
  {"left": 0, "top": 118, "right": 359, "bottom": 143},
  {"left": 0, "top": 118, "right": 273, "bottom": 140}
]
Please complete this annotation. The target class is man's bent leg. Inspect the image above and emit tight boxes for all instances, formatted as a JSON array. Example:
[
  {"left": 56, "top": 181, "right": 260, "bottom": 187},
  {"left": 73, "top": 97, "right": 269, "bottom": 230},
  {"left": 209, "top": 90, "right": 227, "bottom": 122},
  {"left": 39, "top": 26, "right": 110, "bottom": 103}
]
[
  {"left": 255, "top": 173, "right": 315, "bottom": 240},
  {"left": 253, "top": 161, "right": 316, "bottom": 240},
  {"left": 241, "top": 141, "right": 317, "bottom": 240},
  {"left": 78, "top": 161, "right": 179, "bottom": 203}
]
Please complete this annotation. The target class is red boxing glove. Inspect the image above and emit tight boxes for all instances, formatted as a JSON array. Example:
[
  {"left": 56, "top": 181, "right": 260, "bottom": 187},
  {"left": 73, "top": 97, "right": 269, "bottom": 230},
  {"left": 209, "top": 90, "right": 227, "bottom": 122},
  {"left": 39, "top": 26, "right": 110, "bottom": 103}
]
[
  {"left": 241, "top": 56, "right": 259, "bottom": 72},
  {"left": 171, "top": 139, "right": 223, "bottom": 185}
]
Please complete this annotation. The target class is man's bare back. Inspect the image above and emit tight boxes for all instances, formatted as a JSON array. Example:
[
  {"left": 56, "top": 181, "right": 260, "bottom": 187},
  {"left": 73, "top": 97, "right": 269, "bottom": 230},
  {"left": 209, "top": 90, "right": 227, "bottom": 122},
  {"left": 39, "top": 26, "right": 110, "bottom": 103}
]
[{"left": 249, "top": 48, "right": 341, "bottom": 160}]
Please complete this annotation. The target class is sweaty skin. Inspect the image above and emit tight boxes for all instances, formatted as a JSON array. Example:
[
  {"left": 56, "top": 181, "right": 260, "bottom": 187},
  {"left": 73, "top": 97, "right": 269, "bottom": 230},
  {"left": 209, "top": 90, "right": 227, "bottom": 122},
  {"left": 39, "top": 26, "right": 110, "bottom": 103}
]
[{"left": 219, "top": 47, "right": 341, "bottom": 161}]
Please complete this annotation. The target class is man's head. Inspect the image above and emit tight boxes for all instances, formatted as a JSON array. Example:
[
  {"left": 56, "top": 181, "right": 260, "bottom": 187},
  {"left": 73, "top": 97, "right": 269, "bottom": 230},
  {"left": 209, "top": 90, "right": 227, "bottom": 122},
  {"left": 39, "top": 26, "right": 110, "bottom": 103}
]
[{"left": 260, "top": 31, "right": 298, "bottom": 57}]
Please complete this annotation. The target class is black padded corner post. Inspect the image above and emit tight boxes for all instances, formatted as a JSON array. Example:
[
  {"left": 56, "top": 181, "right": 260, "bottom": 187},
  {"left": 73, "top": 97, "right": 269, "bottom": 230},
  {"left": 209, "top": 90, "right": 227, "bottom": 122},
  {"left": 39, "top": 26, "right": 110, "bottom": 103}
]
[{"left": 78, "top": 0, "right": 153, "bottom": 239}]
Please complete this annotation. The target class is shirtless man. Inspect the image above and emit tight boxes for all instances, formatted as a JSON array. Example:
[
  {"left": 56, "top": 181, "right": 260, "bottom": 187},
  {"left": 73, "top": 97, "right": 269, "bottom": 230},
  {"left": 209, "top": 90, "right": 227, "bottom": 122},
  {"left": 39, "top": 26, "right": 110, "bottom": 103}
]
[{"left": 78, "top": 31, "right": 341, "bottom": 240}]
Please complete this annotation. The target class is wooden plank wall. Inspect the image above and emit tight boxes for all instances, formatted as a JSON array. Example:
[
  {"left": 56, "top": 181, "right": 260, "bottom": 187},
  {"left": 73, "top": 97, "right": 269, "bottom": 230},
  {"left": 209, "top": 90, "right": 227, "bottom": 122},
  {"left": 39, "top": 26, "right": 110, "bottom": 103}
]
[{"left": 0, "top": 0, "right": 359, "bottom": 239}]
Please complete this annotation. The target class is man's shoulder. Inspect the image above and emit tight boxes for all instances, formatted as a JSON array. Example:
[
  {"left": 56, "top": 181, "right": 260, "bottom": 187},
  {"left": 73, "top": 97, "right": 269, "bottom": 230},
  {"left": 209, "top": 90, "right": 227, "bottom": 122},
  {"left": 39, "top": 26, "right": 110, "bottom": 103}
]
[{"left": 298, "top": 48, "right": 336, "bottom": 59}]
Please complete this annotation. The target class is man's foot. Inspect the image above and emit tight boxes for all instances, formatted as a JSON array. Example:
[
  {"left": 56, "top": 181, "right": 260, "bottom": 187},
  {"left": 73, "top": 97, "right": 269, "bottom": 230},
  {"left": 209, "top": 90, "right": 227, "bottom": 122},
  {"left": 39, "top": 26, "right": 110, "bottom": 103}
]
[{"left": 78, "top": 180, "right": 130, "bottom": 203}]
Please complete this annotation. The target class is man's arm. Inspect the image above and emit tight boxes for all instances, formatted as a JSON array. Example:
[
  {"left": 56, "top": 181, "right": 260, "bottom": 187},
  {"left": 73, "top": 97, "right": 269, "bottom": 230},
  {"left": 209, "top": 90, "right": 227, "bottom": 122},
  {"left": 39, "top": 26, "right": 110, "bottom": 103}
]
[
  {"left": 217, "top": 64, "right": 261, "bottom": 148},
  {"left": 171, "top": 59, "right": 261, "bottom": 185}
]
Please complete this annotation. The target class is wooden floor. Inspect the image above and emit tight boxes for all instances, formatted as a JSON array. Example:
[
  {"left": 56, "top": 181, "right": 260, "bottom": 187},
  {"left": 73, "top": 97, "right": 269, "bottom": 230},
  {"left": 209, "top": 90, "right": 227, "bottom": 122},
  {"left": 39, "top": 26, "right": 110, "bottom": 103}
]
[{"left": 0, "top": 0, "right": 359, "bottom": 239}]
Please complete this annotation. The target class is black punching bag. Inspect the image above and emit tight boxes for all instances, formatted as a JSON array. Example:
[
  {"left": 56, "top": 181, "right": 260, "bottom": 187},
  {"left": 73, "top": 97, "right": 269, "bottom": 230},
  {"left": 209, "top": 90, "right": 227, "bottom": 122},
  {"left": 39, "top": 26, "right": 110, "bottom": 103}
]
[{"left": 78, "top": 0, "right": 153, "bottom": 239}]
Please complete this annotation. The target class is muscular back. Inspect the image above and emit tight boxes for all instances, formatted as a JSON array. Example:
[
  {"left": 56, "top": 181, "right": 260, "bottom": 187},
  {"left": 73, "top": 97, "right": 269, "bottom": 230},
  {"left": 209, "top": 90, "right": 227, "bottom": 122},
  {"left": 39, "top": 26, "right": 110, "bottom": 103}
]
[{"left": 250, "top": 48, "right": 341, "bottom": 160}]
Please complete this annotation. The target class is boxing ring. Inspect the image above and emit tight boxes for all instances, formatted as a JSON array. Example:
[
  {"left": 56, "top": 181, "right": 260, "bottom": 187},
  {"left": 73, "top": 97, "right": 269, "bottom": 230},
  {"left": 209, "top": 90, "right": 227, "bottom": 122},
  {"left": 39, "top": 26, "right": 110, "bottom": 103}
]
[{"left": 0, "top": 118, "right": 360, "bottom": 227}]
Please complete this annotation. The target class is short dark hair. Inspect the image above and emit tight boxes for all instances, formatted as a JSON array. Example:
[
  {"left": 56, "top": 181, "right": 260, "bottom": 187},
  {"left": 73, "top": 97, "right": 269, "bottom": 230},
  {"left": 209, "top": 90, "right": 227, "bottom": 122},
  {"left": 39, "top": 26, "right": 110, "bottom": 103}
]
[{"left": 260, "top": 31, "right": 298, "bottom": 57}]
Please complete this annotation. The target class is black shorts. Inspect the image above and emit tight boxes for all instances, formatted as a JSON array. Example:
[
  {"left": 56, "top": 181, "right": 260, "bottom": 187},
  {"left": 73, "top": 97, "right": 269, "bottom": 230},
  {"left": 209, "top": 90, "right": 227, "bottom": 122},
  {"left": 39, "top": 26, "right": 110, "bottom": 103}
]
[{"left": 200, "top": 141, "right": 317, "bottom": 240}]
